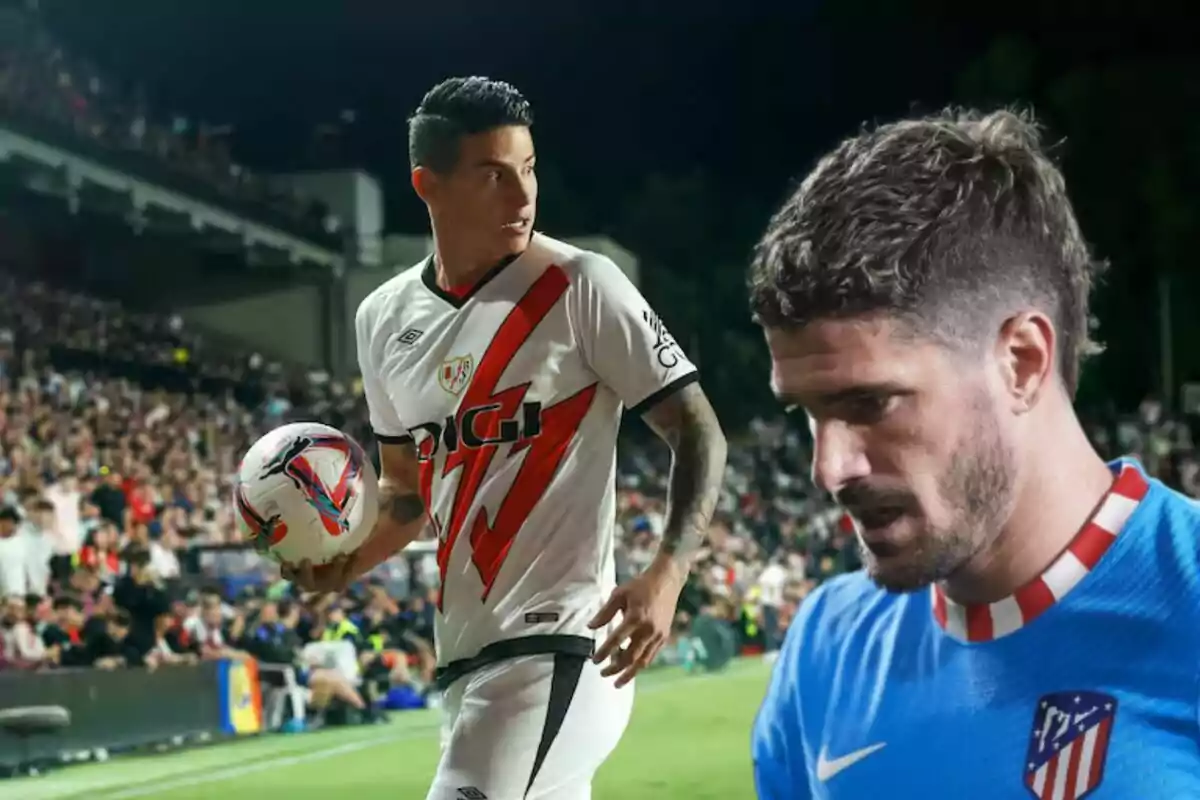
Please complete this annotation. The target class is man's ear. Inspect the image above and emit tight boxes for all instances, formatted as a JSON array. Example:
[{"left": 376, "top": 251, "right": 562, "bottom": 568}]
[
  {"left": 412, "top": 166, "right": 437, "bottom": 204},
  {"left": 996, "top": 311, "right": 1056, "bottom": 413}
]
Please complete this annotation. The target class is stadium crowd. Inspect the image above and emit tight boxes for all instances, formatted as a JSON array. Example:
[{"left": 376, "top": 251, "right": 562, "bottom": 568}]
[
  {"left": 0, "top": 2, "right": 337, "bottom": 243},
  {"left": 0, "top": 268, "right": 816, "bottom": 719},
  {"left": 2, "top": 260, "right": 1195, "bottom": 704},
  {"left": 0, "top": 258, "right": 865, "bottom": 696}
]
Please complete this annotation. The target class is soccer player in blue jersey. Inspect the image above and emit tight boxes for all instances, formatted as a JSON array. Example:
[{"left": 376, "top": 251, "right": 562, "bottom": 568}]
[{"left": 746, "top": 109, "right": 1200, "bottom": 798}]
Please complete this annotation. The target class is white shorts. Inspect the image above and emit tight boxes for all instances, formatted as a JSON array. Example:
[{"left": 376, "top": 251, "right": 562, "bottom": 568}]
[{"left": 425, "top": 652, "right": 634, "bottom": 800}]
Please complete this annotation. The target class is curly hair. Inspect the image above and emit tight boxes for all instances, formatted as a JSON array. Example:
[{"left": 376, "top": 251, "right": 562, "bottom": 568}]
[{"left": 747, "top": 108, "right": 1105, "bottom": 396}]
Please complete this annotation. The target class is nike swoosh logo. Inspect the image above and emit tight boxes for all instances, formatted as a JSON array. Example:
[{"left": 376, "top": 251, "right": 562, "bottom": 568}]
[{"left": 815, "top": 742, "right": 887, "bottom": 781}]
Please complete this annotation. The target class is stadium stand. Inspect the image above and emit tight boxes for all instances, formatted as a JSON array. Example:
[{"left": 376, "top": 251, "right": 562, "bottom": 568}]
[{"left": 0, "top": 4, "right": 338, "bottom": 248}]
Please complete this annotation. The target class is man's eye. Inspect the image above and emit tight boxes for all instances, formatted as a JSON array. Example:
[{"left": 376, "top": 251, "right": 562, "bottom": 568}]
[{"left": 845, "top": 395, "right": 895, "bottom": 424}]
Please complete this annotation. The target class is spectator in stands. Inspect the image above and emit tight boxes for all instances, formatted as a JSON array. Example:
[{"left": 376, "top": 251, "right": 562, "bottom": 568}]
[
  {"left": 251, "top": 598, "right": 370, "bottom": 722},
  {"left": 243, "top": 600, "right": 303, "bottom": 666},
  {"left": 0, "top": 505, "right": 29, "bottom": 597},
  {"left": 88, "top": 609, "right": 145, "bottom": 669},
  {"left": 183, "top": 595, "right": 248, "bottom": 661},
  {"left": 111, "top": 547, "right": 169, "bottom": 642},
  {"left": 1, "top": 594, "right": 46, "bottom": 668},
  {"left": 43, "top": 469, "right": 84, "bottom": 555},
  {"left": 145, "top": 610, "right": 197, "bottom": 668},
  {"left": 17, "top": 497, "right": 54, "bottom": 595},
  {"left": 25, "top": 593, "right": 52, "bottom": 638},
  {"left": 127, "top": 521, "right": 181, "bottom": 580},
  {"left": 318, "top": 599, "right": 361, "bottom": 648},
  {"left": 64, "top": 565, "right": 102, "bottom": 616},
  {"left": 756, "top": 555, "right": 788, "bottom": 652},
  {"left": 75, "top": 520, "right": 121, "bottom": 583},
  {"left": 41, "top": 594, "right": 87, "bottom": 666},
  {"left": 89, "top": 469, "right": 126, "bottom": 528}
]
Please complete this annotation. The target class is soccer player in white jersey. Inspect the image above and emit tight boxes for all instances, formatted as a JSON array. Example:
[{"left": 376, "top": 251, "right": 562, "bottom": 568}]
[{"left": 284, "top": 77, "right": 727, "bottom": 799}]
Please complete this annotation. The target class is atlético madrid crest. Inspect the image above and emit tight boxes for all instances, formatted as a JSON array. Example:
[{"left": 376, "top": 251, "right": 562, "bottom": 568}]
[
  {"left": 1024, "top": 691, "right": 1117, "bottom": 799},
  {"left": 438, "top": 354, "right": 474, "bottom": 396}
]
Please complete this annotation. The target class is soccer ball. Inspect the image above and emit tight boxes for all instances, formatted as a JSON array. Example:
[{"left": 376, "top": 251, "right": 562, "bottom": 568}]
[{"left": 234, "top": 422, "right": 379, "bottom": 566}]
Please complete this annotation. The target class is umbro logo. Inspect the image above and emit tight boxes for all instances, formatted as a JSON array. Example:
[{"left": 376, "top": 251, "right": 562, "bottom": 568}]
[
  {"left": 456, "top": 789, "right": 487, "bottom": 800},
  {"left": 396, "top": 328, "right": 424, "bottom": 346}
]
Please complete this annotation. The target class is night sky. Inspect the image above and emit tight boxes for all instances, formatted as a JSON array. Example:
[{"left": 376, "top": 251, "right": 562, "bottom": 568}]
[{"left": 33, "top": 0, "right": 992, "bottom": 232}]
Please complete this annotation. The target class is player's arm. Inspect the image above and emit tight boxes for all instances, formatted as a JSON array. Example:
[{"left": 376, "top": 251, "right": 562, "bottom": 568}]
[
  {"left": 639, "top": 383, "right": 727, "bottom": 582},
  {"left": 573, "top": 254, "right": 727, "bottom": 684},
  {"left": 342, "top": 438, "right": 427, "bottom": 582},
  {"left": 567, "top": 253, "right": 727, "bottom": 579}
]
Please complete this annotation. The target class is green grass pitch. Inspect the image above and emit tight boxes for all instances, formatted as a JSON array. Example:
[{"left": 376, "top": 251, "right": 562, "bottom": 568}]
[{"left": 1, "top": 657, "right": 772, "bottom": 800}]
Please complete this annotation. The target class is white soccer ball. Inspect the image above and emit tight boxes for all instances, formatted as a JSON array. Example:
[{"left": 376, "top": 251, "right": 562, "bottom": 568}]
[{"left": 234, "top": 422, "right": 379, "bottom": 566}]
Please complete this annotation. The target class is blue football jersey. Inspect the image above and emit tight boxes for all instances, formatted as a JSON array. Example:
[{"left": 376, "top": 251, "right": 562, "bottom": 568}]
[{"left": 752, "top": 459, "right": 1200, "bottom": 799}]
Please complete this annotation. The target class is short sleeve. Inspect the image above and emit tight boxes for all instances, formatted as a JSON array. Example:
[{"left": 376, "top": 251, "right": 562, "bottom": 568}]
[
  {"left": 354, "top": 296, "right": 411, "bottom": 443},
  {"left": 569, "top": 255, "right": 698, "bottom": 415}
]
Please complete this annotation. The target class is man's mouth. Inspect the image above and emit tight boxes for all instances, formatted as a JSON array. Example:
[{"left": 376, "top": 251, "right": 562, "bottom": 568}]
[{"left": 848, "top": 505, "right": 907, "bottom": 532}]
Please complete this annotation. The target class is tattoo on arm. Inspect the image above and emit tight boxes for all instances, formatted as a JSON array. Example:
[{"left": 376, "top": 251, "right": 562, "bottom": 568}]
[
  {"left": 380, "top": 485, "right": 425, "bottom": 526},
  {"left": 376, "top": 440, "right": 426, "bottom": 527},
  {"left": 640, "top": 382, "right": 728, "bottom": 568}
]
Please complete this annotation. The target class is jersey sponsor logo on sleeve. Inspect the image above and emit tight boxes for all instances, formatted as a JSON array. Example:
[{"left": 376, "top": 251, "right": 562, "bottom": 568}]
[
  {"left": 642, "top": 308, "right": 682, "bottom": 369},
  {"left": 1024, "top": 691, "right": 1117, "bottom": 799},
  {"left": 418, "top": 266, "right": 597, "bottom": 607}
]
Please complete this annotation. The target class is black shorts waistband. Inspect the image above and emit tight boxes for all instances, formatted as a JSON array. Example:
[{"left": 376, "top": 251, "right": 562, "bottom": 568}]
[{"left": 434, "top": 634, "right": 595, "bottom": 692}]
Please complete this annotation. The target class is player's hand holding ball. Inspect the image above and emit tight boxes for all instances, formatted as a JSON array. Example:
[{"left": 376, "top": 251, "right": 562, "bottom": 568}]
[
  {"left": 588, "top": 557, "right": 688, "bottom": 688},
  {"left": 280, "top": 555, "right": 357, "bottom": 594}
]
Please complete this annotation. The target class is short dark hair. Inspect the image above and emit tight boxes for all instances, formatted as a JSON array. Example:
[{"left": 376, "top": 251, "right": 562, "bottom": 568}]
[
  {"left": 124, "top": 546, "right": 151, "bottom": 568},
  {"left": 53, "top": 595, "right": 82, "bottom": 612},
  {"left": 408, "top": 76, "right": 533, "bottom": 173},
  {"left": 747, "top": 108, "right": 1104, "bottom": 397}
]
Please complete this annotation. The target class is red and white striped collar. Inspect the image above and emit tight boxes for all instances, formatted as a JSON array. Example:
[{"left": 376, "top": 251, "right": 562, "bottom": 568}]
[{"left": 931, "top": 461, "right": 1150, "bottom": 643}]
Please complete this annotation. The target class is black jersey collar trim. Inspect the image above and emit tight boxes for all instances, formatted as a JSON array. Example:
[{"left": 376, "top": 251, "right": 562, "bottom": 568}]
[{"left": 421, "top": 252, "right": 522, "bottom": 309}]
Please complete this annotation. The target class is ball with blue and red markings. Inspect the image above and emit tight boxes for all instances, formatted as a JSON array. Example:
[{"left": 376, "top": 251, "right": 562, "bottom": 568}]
[{"left": 234, "top": 422, "right": 379, "bottom": 566}]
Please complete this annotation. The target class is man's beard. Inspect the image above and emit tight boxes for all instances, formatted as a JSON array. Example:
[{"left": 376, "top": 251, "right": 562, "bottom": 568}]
[{"left": 858, "top": 401, "right": 1016, "bottom": 594}]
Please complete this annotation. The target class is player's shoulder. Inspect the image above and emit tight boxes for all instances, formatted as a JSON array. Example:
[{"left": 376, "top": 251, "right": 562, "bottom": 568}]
[
  {"left": 529, "top": 233, "right": 627, "bottom": 287},
  {"left": 787, "top": 571, "right": 897, "bottom": 654},
  {"left": 1120, "top": 460, "right": 1200, "bottom": 581},
  {"left": 355, "top": 258, "right": 429, "bottom": 332}
]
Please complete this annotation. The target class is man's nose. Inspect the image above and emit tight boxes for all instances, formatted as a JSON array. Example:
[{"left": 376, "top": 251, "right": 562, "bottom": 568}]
[{"left": 810, "top": 419, "right": 870, "bottom": 495}]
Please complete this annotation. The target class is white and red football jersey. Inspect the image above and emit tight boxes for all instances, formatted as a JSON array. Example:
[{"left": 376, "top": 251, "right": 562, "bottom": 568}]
[{"left": 355, "top": 233, "right": 697, "bottom": 667}]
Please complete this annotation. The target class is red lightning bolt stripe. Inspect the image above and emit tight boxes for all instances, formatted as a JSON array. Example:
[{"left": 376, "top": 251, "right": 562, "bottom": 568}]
[
  {"left": 470, "top": 382, "right": 597, "bottom": 600},
  {"left": 436, "top": 265, "right": 572, "bottom": 609}
]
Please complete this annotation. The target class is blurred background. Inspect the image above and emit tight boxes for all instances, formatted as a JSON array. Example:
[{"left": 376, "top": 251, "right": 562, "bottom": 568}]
[{"left": 0, "top": 0, "right": 1196, "bottom": 797}]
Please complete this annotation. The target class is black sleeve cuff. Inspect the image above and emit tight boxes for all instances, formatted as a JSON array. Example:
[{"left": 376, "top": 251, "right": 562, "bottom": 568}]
[
  {"left": 628, "top": 371, "right": 700, "bottom": 416},
  {"left": 375, "top": 431, "right": 414, "bottom": 445}
]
